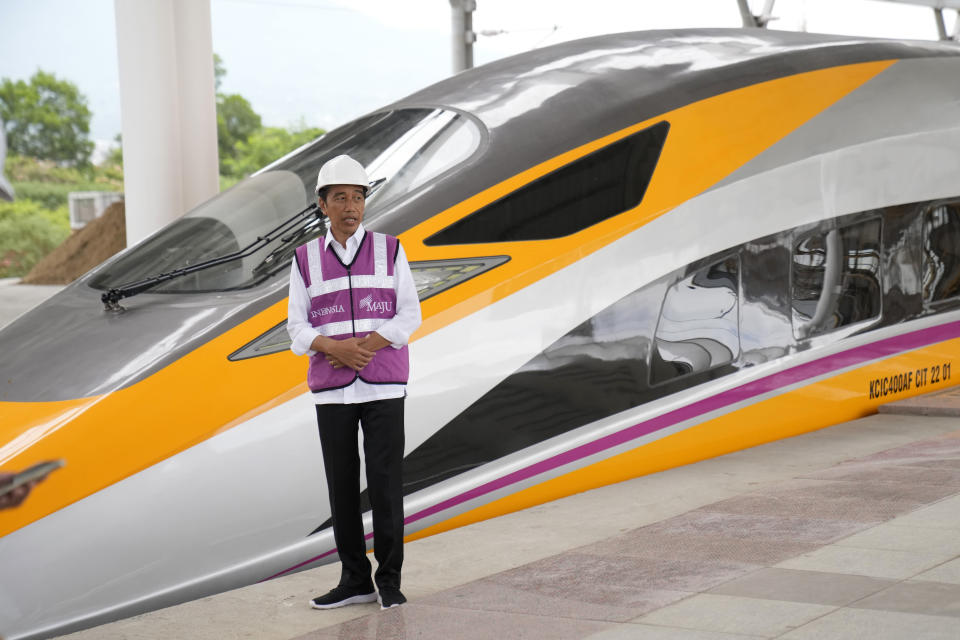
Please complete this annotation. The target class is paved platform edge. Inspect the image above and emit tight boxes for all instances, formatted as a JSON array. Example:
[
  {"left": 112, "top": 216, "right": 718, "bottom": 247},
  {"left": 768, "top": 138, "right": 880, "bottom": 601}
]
[{"left": 55, "top": 413, "right": 960, "bottom": 640}]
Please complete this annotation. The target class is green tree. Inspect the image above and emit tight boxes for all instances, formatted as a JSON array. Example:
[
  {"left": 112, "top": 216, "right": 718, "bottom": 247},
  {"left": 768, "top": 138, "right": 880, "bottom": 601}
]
[
  {"left": 100, "top": 133, "right": 124, "bottom": 184},
  {"left": 215, "top": 54, "right": 262, "bottom": 175},
  {"left": 214, "top": 53, "right": 226, "bottom": 91},
  {"left": 217, "top": 93, "right": 261, "bottom": 169},
  {"left": 213, "top": 55, "right": 324, "bottom": 181},
  {"left": 223, "top": 124, "right": 324, "bottom": 179},
  {"left": 4, "top": 154, "right": 123, "bottom": 211},
  {"left": 0, "top": 198, "right": 69, "bottom": 277},
  {"left": 0, "top": 70, "right": 94, "bottom": 167}
]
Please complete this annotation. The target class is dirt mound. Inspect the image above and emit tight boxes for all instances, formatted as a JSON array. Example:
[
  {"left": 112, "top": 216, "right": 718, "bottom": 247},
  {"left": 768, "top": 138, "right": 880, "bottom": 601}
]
[{"left": 23, "top": 201, "right": 126, "bottom": 284}]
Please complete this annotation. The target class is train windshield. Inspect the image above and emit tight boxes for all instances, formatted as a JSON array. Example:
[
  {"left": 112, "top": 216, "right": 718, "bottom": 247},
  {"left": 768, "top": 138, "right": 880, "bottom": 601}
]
[{"left": 90, "top": 108, "right": 481, "bottom": 294}]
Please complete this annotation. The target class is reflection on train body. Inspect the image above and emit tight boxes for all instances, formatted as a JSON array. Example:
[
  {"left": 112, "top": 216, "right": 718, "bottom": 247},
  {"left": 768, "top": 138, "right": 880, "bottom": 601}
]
[
  {"left": 923, "top": 205, "right": 960, "bottom": 303},
  {"left": 402, "top": 202, "right": 960, "bottom": 498},
  {"left": 653, "top": 257, "right": 740, "bottom": 382}
]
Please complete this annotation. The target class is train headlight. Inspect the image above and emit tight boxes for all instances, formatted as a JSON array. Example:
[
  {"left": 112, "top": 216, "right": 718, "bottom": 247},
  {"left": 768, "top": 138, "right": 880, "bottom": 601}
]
[
  {"left": 228, "top": 321, "right": 291, "bottom": 361},
  {"left": 411, "top": 256, "right": 509, "bottom": 301}
]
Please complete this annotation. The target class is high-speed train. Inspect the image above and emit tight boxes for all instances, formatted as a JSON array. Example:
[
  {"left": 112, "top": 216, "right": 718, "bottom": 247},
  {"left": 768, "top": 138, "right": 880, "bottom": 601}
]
[{"left": 3, "top": 28, "right": 960, "bottom": 639}]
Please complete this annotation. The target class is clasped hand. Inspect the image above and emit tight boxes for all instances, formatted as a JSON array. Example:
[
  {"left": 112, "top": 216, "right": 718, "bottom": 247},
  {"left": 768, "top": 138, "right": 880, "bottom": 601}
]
[{"left": 325, "top": 336, "right": 375, "bottom": 371}]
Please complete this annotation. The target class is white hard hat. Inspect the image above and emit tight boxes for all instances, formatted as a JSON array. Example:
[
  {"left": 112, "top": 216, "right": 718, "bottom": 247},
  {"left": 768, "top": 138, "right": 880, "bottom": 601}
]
[{"left": 315, "top": 154, "right": 370, "bottom": 196}]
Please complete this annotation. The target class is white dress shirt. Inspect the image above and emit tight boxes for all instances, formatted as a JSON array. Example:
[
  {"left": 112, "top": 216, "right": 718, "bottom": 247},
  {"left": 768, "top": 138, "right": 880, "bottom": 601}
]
[{"left": 287, "top": 224, "right": 422, "bottom": 404}]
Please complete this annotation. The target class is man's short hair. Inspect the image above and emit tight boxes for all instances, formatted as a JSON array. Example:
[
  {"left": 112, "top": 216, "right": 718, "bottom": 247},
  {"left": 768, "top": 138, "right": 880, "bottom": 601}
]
[{"left": 317, "top": 185, "right": 367, "bottom": 203}]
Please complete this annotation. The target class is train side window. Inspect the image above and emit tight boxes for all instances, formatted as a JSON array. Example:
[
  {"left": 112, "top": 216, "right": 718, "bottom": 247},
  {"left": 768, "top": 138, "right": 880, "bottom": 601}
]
[
  {"left": 424, "top": 121, "right": 670, "bottom": 245},
  {"left": 922, "top": 205, "right": 960, "bottom": 304},
  {"left": 650, "top": 256, "right": 740, "bottom": 385},
  {"left": 792, "top": 218, "right": 881, "bottom": 338}
]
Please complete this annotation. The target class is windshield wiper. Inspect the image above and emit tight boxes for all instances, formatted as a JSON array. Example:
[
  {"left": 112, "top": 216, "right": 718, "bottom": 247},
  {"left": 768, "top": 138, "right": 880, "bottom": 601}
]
[
  {"left": 101, "top": 203, "right": 320, "bottom": 312},
  {"left": 248, "top": 177, "right": 386, "bottom": 281},
  {"left": 250, "top": 214, "right": 326, "bottom": 279},
  {"left": 367, "top": 177, "right": 386, "bottom": 198}
]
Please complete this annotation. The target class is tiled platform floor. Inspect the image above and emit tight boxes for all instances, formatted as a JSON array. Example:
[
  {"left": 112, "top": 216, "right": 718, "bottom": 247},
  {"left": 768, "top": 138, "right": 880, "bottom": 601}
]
[
  {"left": 57, "top": 409, "right": 960, "bottom": 640},
  {"left": 285, "top": 426, "right": 960, "bottom": 640}
]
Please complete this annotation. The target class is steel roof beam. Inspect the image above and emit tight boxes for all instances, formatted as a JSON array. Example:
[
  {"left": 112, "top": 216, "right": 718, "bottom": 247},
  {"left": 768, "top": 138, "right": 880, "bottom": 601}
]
[{"left": 736, "top": 0, "right": 776, "bottom": 28}]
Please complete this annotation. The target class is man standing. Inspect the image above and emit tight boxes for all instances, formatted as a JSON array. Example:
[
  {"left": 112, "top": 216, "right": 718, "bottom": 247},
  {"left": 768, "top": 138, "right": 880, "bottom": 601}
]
[{"left": 287, "top": 155, "right": 421, "bottom": 610}]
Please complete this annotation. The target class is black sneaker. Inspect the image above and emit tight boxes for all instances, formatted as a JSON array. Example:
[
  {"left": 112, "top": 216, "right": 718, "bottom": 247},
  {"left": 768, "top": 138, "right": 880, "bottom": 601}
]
[
  {"left": 309, "top": 585, "right": 377, "bottom": 610},
  {"left": 377, "top": 587, "right": 406, "bottom": 610}
]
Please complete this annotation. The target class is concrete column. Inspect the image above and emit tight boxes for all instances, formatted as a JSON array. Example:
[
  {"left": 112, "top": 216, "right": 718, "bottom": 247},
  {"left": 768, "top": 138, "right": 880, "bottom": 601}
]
[
  {"left": 114, "top": 0, "right": 219, "bottom": 246},
  {"left": 449, "top": 0, "right": 476, "bottom": 73}
]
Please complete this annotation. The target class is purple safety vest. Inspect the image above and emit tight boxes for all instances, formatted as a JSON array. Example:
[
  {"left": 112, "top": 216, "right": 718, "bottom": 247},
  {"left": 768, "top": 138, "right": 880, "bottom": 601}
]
[{"left": 294, "top": 231, "right": 410, "bottom": 392}]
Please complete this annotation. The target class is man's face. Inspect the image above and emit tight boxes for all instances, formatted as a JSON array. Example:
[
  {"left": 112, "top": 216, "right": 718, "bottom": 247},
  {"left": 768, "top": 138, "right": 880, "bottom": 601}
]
[{"left": 319, "top": 184, "right": 366, "bottom": 241}]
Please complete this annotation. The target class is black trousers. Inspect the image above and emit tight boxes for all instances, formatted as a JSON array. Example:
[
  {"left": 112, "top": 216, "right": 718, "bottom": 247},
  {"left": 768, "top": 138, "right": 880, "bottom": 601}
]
[{"left": 315, "top": 397, "right": 405, "bottom": 591}]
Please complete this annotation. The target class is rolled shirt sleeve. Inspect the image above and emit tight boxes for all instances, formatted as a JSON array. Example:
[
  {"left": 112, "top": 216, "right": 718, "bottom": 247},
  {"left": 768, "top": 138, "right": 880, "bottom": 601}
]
[
  {"left": 287, "top": 260, "right": 321, "bottom": 356},
  {"left": 372, "top": 243, "right": 422, "bottom": 348}
]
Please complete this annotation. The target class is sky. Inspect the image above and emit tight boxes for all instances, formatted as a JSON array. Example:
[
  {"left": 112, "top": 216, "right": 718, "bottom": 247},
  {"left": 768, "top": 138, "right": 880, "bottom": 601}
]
[{"left": 0, "top": 0, "right": 952, "bottom": 160}]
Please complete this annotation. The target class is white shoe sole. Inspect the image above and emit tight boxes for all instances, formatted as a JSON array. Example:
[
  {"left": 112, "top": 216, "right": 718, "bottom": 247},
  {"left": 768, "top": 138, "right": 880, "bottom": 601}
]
[
  {"left": 309, "top": 592, "right": 377, "bottom": 609},
  {"left": 377, "top": 594, "right": 406, "bottom": 610}
]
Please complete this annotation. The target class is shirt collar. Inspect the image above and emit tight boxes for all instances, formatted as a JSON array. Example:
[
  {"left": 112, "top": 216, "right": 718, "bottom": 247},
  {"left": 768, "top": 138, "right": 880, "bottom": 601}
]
[{"left": 323, "top": 223, "right": 365, "bottom": 254}]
